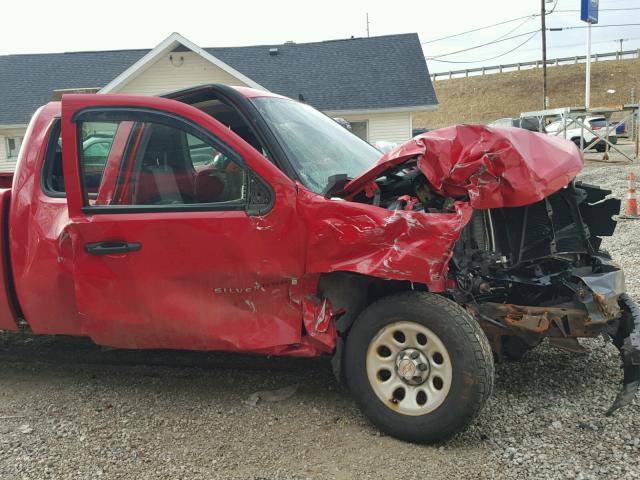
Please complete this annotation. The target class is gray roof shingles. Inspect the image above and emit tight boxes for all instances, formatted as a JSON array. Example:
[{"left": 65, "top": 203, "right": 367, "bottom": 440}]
[
  {"left": 0, "top": 50, "right": 148, "bottom": 124},
  {"left": 0, "top": 33, "right": 437, "bottom": 125}
]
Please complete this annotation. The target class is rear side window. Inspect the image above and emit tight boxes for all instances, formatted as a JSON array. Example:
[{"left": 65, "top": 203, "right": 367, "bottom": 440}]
[
  {"left": 42, "top": 120, "right": 117, "bottom": 197},
  {"left": 42, "top": 120, "right": 64, "bottom": 196}
]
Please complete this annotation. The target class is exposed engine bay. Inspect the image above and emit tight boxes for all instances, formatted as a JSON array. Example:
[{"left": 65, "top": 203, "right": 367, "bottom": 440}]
[{"left": 347, "top": 153, "right": 640, "bottom": 415}]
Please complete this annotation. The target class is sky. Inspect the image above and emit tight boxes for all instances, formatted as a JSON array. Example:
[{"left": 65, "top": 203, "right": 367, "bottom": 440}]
[{"left": 1, "top": 0, "right": 639, "bottom": 73}]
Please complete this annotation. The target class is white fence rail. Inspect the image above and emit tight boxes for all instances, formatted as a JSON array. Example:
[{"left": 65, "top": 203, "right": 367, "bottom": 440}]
[{"left": 431, "top": 49, "right": 640, "bottom": 81}]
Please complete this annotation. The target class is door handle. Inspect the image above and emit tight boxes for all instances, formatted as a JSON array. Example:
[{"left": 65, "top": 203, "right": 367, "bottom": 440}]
[{"left": 85, "top": 241, "right": 142, "bottom": 256}]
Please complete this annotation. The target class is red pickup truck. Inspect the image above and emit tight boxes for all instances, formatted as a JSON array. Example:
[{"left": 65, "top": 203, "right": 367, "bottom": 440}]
[{"left": 1, "top": 84, "right": 638, "bottom": 443}]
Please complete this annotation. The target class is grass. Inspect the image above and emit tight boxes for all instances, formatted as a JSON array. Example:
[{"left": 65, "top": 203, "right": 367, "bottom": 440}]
[{"left": 414, "top": 58, "right": 640, "bottom": 128}]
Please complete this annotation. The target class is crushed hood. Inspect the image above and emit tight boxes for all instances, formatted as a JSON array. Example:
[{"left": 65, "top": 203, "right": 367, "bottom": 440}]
[{"left": 345, "top": 124, "right": 584, "bottom": 209}]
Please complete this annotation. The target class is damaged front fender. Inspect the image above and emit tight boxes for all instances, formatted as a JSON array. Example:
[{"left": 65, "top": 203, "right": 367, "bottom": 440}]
[{"left": 299, "top": 187, "right": 473, "bottom": 291}]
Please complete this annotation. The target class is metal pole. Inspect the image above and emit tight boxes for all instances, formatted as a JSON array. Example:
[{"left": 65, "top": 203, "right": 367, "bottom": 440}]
[
  {"left": 366, "top": 13, "right": 370, "bottom": 38},
  {"left": 541, "top": 0, "right": 548, "bottom": 108},
  {"left": 636, "top": 105, "right": 639, "bottom": 160},
  {"left": 585, "top": 22, "right": 592, "bottom": 109}
]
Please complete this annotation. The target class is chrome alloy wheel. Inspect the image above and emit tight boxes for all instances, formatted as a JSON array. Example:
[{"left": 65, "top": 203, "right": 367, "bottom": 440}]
[{"left": 366, "top": 321, "right": 453, "bottom": 415}]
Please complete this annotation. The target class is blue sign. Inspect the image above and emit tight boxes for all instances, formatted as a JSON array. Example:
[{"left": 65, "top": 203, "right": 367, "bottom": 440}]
[{"left": 581, "top": 0, "right": 599, "bottom": 24}]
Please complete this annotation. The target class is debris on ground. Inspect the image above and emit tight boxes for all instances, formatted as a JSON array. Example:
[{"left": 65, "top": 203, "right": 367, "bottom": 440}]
[{"left": 246, "top": 385, "right": 298, "bottom": 406}]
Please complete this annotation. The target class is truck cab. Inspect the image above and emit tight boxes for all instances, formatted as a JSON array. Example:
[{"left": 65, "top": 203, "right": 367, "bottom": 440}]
[{"left": 1, "top": 84, "right": 638, "bottom": 444}]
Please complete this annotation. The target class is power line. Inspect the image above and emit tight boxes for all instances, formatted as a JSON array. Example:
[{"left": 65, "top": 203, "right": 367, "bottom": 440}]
[
  {"left": 421, "top": 15, "right": 538, "bottom": 44},
  {"left": 427, "top": 22, "right": 640, "bottom": 57},
  {"left": 426, "top": 30, "right": 539, "bottom": 59},
  {"left": 549, "top": 23, "right": 640, "bottom": 30},
  {"left": 422, "top": 5, "right": 639, "bottom": 46},
  {"left": 427, "top": 32, "right": 539, "bottom": 64},
  {"left": 493, "top": 16, "right": 536, "bottom": 42},
  {"left": 546, "top": 0, "right": 560, "bottom": 15}
]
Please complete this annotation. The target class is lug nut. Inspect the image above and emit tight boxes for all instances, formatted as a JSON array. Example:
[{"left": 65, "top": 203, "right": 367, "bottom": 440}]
[
  {"left": 418, "top": 363, "right": 429, "bottom": 371},
  {"left": 412, "top": 376, "right": 423, "bottom": 382},
  {"left": 410, "top": 351, "right": 420, "bottom": 359}
]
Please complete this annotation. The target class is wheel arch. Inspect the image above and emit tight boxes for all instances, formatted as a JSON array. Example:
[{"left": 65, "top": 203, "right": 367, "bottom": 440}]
[{"left": 318, "top": 271, "right": 429, "bottom": 383}]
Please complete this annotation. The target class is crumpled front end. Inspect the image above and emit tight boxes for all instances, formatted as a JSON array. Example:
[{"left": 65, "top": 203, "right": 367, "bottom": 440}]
[
  {"left": 334, "top": 124, "right": 639, "bottom": 414},
  {"left": 448, "top": 178, "right": 639, "bottom": 415}
]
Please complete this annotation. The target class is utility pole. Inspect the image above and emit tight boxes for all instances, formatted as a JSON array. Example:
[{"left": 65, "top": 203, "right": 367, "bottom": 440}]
[
  {"left": 541, "top": 0, "right": 548, "bottom": 108},
  {"left": 586, "top": 22, "right": 592, "bottom": 109},
  {"left": 366, "top": 13, "right": 370, "bottom": 38}
]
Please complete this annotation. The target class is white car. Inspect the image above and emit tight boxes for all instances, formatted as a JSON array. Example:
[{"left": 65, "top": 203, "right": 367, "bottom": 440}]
[
  {"left": 545, "top": 116, "right": 617, "bottom": 152},
  {"left": 374, "top": 140, "right": 398, "bottom": 154}
]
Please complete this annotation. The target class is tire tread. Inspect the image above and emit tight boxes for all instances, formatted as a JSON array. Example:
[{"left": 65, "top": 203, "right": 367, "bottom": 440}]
[{"left": 345, "top": 291, "right": 494, "bottom": 443}]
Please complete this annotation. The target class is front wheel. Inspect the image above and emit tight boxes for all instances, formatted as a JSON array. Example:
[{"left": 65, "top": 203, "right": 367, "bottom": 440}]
[{"left": 344, "top": 292, "right": 494, "bottom": 443}]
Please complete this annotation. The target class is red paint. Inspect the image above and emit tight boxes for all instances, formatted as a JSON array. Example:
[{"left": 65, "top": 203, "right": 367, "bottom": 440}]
[
  {"left": 299, "top": 187, "right": 473, "bottom": 290},
  {"left": 346, "top": 124, "right": 584, "bottom": 209},
  {"left": 3, "top": 89, "right": 586, "bottom": 356},
  {"left": 0, "top": 174, "right": 12, "bottom": 189},
  {"left": 59, "top": 94, "right": 308, "bottom": 352},
  {"left": 9, "top": 103, "right": 82, "bottom": 335}
]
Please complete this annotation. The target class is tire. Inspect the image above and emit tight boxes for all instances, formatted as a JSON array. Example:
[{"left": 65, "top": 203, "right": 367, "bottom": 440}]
[{"left": 344, "top": 292, "right": 494, "bottom": 443}]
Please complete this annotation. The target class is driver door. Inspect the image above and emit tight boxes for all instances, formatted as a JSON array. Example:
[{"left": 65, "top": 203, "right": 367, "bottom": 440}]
[{"left": 60, "top": 94, "right": 306, "bottom": 351}]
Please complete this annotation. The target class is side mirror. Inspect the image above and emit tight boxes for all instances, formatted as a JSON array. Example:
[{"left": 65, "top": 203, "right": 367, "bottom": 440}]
[{"left": 246, "top": 174, "right": 273, "bottom": 216}]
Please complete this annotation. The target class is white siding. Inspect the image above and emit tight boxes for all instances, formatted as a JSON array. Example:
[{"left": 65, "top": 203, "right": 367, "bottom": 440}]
[
  {"left": 342, "top": 111, "right": 411, "bottom": 144},
  {"left": 115, "top": 51, "right": 248, "bottom": 95},
  {"left": 0, "top": 128, "right": 27, "bottom": 173}
]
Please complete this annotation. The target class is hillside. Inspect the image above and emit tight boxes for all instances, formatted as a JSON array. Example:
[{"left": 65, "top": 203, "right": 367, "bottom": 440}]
[{"left": 414, "top": 58, "right": 640, "bottom": 128}]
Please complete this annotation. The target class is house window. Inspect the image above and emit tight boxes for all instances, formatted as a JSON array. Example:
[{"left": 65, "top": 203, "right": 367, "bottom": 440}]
[
  {"left": 349, "top": 121, "right": 368, "bottom": 142},
  {"left": 5, "top": 136, "right": 23, "bottom": 160}
]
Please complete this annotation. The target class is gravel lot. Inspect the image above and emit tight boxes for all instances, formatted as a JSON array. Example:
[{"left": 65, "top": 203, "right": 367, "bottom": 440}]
[{"left": 1, "top": 146, "right": 640, "bottom": 479}]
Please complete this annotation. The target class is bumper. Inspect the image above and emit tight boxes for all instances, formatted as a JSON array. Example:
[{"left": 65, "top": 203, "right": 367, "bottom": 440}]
[{"left": 476, "top": 262, "right": 625, "bottom": 342}]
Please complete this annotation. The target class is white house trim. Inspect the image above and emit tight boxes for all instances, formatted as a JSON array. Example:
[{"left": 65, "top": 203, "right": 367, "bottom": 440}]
[
  {"left": 99, "top": 32, "right": 266, "bottom": 94},
  {"left": 323, "top": 104, "right": 438, "bottom": 116}
]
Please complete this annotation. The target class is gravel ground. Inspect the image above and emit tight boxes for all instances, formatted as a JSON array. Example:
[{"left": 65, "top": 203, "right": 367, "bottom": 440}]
[{"left": 1, "top": 148, "right": 640, "bottom": 479}]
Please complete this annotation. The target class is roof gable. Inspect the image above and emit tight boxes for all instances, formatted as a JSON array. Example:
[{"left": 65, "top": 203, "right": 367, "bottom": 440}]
[{"left": 100, "top": 33, "right": 265, "bottom": 93}]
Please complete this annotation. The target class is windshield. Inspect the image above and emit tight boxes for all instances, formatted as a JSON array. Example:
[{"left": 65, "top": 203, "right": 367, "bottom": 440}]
[{"left": 252, "top": 97, "right": 382, "bottom": 193}]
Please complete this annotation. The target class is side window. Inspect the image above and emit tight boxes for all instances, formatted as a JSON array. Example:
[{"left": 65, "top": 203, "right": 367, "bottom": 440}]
[
  {"left": 80, "top": 122, "right": 117, "bottom": 197},
  {"left": 78, "top": 117, "right": 247, "bottom": 208},
  {"left": 187, "top": 133, "right": 219, "bottom": 168}
]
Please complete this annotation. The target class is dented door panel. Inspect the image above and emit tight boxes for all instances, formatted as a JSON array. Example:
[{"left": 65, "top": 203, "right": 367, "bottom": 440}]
[{"left": 59, "top": 94, "right": 309, "bottom": 352}]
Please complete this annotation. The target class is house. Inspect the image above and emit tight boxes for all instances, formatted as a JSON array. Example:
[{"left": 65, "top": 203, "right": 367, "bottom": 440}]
[{"left": 0, "top": 32, "right": 438, "bottom": 171}]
